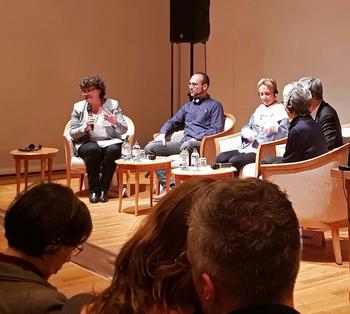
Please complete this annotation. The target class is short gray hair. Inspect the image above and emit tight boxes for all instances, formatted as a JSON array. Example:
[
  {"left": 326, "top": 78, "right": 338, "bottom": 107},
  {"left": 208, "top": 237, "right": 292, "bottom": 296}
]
[
  {"left": 284, "top": 83, "right": 312, "bottom": 116},
  {"left": 299, "top": 76, "right": 323, "bottom": 100}
]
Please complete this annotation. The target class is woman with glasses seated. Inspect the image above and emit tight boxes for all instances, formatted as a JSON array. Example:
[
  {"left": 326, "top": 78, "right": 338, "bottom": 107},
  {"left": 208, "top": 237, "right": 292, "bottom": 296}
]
[
  {"left": 0, "top": 183, "right": 92, "bottom": 313},
  {"left": 70, "top": 75, "right": 128, "bottom": 203},
  {"left": 83, "top": 178, "right": 214, "bottom": 314},
  {"left": 215, "top": 78, "right": 289, "bottom": 174}
]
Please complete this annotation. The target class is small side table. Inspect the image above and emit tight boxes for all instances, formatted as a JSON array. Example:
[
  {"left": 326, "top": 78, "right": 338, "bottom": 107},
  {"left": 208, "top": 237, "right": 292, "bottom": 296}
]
[
  {"left": 115, "top": 157, "right": 172, "bottom": 216},
  {"left": 172, "top": 165, "right": 236, "bottom": 185},
  {"left": 10, "top": 147, "right": 59, "bottom": 195}
]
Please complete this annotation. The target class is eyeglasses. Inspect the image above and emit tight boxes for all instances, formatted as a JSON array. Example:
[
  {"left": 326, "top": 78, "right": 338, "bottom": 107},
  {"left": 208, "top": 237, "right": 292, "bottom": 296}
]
[
  {"left": 72, "top": 244, "right": 84, "bottom": 256},
  {"left": 174, "top": 250, "right": 192, "bottom": 271},
  {"left": 81, "top": 87, "right": 96, "bottom": 95}
]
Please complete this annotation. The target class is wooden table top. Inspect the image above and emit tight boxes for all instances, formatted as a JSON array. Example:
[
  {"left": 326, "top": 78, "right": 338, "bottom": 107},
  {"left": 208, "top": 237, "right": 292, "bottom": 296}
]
[
  {"left": 115, "top": 157, "right": 171, "bottom": 166},
  {"left": 172, "top": 165, "right": 236, "bottom": 176},
  {"left": 10, "top": 147, "right": 59, "bottom": 157}
]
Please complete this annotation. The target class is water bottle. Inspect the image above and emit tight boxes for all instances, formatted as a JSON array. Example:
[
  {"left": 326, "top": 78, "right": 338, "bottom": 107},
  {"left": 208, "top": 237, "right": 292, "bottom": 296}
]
[
  {"left": 132, "top": 140, "right": 141, "bottom": 161},
  {"left": 122, "top": 136, "right": 131, "bottom": 160},
  {"left": 179, "top": 148, "right": 189, "bottom": 170},
  {"left": 191, "top": 148, "right": 200, "bottom": 170}
]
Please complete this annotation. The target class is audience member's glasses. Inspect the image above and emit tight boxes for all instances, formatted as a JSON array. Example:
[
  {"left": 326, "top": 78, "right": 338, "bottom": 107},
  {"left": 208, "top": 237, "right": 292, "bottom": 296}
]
[
  {"left": 81, "top": 87, "right": 96, "bottom": 95},
  {"left": 174, "top": 250, "right": 192, "bottom": 271},
  {"left": 72, "top": 244, "right": 84, "bottom": 256}
]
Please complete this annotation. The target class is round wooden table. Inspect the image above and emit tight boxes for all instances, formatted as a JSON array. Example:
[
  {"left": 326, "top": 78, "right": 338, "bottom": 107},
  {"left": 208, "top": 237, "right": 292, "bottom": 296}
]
[
  {"left": 172, "top": 165, "right": 236, "bottom": 185},
  {"left": 115, "top": 157, "right": 172, "bottom": 216},
  {"left": 10, "top": 147, "right": 59, "bottom": 195}
]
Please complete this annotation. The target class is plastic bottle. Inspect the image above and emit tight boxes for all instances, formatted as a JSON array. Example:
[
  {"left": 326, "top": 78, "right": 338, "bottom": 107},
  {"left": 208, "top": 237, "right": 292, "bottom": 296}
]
[
  {"left": 132, "top": 140, "right": 141, "bottom": 161},
  {"left": 191, "top": 148, "right": 200, "bottom": 170},
  {"left": 179, "top": 148, "right": 189, "bottom": 170},
  {"left": 122, "top": 136, "right": 131, "bottom": 160}
]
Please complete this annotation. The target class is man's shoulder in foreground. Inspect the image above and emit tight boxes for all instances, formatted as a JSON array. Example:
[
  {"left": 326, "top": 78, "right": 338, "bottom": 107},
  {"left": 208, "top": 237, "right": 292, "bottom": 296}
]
[{"left": 229, "top": 303, "right": 300, "bottom": 314}]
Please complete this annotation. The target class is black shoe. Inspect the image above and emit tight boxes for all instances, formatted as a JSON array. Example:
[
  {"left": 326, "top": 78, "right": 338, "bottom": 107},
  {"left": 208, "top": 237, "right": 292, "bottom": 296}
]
[
  {"left": 89, "top": 192, "right": 100, "bottom": 204},
  {"left": 100, "top": 191, "right": 109, "bottom": 203}
]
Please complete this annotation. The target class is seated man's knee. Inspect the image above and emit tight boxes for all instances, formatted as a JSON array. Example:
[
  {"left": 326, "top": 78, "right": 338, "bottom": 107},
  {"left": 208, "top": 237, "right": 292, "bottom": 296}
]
[{"left": 180, "top": 140, "right": 200, "bottom": 152}]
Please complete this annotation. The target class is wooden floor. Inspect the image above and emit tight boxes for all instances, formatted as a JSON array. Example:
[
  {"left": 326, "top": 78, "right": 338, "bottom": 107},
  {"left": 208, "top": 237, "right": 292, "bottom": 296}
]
[{"left": 1, "top": 173, "right": 350, "bottom": 313}]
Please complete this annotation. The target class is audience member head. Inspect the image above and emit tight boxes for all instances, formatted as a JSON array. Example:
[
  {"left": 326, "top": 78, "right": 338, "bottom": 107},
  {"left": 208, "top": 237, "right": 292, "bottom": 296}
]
[
  {"left": 187, "top": 178, "right": 301, "bottom": 314},
  {"left": 283, "top": 82, "right": 312, "bottom": 118},
  {"left": 5, "top": 183, "right": 92, "bottom": 279},
  {"left": 257, "top": 78, "right": 278, "bottom": 106},
  {"left": 87, "top": 178, "right": 214, "bottom": 314},
  {"left": 189, "top": 72, "right": 210, "bottom": 100},
  {"left": 79, "top": 75, "right": 106, "bottom": 98},
  {"left": 299, "top": 76, "right": 323, "bottom": 100}
]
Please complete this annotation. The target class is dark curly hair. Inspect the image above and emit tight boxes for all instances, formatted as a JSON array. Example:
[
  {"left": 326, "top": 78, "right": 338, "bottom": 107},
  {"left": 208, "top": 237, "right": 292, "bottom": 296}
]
[{"left": 79, "top": 75, "right": 106, "bottom": 98}]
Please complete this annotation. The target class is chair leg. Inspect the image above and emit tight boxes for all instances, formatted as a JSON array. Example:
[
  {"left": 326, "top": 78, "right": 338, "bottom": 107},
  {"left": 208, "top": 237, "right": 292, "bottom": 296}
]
[
  {"left": 79, "top": 174, "right": 84, "bottom": 193},
  {"left": 66, "top": 171, "right": 71, "bottom": 187},
  {"left": 331, "top": 228, "right": 342, "bottom": 265}
]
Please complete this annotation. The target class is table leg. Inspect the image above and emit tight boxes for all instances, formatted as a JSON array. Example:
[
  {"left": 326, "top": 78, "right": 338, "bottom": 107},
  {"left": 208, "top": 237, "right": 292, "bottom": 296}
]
[
  {"left": 47, "top": 158, "right": 53, "bottom": 182},
  {"left": 40, "top": 159, "right": 46, "bottom": 182},
  {"left": 118, "top": 168, "right": 123, "bottom": 212},
  {"left": 15, "top": 159, "right": 21, "bottom": 196},
  {"left": 345, "top": 180, "right": 350, "bottom": 300},
  {"left": 135, "top": 170, "right": 140, "bottom": 216},
  {"left": 149, "top": 170, "right": 154, "bottom": 207},
  {"left": 165, "top": 166, "right": 171, "bottom": 192},
  {"left": 24, "top": 160, "right": 29, "bottom": 191}
]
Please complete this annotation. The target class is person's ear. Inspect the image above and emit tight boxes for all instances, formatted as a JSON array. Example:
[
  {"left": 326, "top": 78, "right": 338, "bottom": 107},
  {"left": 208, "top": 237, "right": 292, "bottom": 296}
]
[{"left": 201, "top": 272, "right": 216, "bottom": 305}]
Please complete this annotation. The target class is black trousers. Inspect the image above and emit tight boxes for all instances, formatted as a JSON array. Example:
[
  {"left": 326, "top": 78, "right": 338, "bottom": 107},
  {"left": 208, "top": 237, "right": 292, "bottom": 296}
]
[
  {"left": 215, "top": 150, "right": 256, "bottom": 173},
  {"left": 78, "top": 141, "right": 122, "bottom": 193}
]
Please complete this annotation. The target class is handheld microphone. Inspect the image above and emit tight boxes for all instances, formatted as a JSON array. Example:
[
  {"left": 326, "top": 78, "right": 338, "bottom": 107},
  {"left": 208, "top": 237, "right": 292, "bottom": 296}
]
[
  {"left": 86, "top": 104, "right": 94, "bottom": 131},
  {"left": 211, "top": 162, "right": 232, "bottom": 170}
]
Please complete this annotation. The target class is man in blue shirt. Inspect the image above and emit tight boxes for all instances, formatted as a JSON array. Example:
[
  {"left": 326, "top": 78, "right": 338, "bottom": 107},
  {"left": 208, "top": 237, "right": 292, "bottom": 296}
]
[{"left": 145, "top": 72, "right": 224, "bottom": 193}]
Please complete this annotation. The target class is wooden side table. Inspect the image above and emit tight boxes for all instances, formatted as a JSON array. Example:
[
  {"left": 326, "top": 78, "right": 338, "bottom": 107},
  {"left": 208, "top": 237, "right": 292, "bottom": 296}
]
[
  {"left": 172, "top": 165, "right": 236, "bottom": 185},
  {"left": 10, "top": 147, "right": 59, "bottom": 195},
  {"left": 115, "top": 157, "right": 172, "bottom": 216}
]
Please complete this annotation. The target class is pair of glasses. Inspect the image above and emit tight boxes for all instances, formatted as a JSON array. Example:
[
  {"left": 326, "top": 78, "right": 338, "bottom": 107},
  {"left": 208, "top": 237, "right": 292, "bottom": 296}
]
[
  {"left": 174, "top": 250, "right": 192, "bottom": 271},
  {"left": 72, "top": 244, "right": 84, "bottom": 256},
  {"left": 81, "top": 88, "right": 96, "bottom": 95}
]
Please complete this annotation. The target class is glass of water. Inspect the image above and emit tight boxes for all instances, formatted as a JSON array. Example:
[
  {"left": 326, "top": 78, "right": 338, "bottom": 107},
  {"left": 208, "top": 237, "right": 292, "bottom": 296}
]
[
  {"left": 199, "top": 157, "right": 207, "bottom": 169},
  {"left": 139, "top": 149, "right": 146, "bottom": 160}
]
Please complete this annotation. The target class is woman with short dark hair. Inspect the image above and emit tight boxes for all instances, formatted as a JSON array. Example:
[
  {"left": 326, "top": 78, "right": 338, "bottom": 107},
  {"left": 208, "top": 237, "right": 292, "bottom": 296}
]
[
  {"left": 70, "top": 75, "right": 128, "bottom": 203},
  {"left": 0, "top": 183, "right": 92, "bottom": 313}
]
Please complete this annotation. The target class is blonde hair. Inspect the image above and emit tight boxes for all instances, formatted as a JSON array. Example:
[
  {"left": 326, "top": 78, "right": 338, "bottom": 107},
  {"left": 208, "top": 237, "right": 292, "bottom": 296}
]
[{"left": 257, "top": 78, "right": 278, "bottom": 95}]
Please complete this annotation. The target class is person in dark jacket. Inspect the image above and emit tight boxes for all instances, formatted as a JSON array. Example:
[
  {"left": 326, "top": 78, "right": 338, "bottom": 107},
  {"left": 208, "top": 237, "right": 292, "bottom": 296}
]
[
  {"left": 0, "top": 183, "right": 92, "bottom": 314},
  {"left": 263, "top": 82, "right": 328, "bottom": 164},
  {"left": 299, "top": 76, "right": 343, "bottom": 150}
]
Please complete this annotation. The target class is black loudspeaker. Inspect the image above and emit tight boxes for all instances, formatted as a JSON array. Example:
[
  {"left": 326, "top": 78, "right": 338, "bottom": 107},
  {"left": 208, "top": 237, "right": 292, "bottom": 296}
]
[{"left": 170, "top": 0, "right": 210, "bottom": 43}]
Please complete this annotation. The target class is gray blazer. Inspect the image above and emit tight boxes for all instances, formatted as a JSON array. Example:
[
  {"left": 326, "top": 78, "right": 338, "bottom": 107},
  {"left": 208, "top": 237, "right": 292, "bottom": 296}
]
[{"left": 69, "top": 98, "right": 128, "bottom": 152}]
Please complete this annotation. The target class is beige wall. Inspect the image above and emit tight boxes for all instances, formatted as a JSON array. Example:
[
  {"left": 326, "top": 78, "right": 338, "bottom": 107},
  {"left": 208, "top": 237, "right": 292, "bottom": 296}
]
[
  {"left": 2, "top": 0, "right": 350, "bottom": 174},
  {"left": 0, "top": 1, "right": 170, "bottom": 174},
  {"left": 207, "top": 0, "right": 350, "bottom": 130}
]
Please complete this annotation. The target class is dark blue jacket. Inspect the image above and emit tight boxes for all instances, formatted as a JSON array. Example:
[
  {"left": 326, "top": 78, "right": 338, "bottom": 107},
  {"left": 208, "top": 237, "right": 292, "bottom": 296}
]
[{"left": 282, "top": 115, "right": 328, "bottom": 163}]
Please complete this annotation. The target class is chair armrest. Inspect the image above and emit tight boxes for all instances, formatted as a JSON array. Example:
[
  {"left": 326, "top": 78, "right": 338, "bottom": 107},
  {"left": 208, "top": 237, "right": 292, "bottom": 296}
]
[
  {"left": 214, "top": 132, "right": 242, "bottom": 154},
  {"left": 200, "top": 130, "right": 237, "bottom": 164},
  {"left": 255, "top": 137, "right": 287, "bottom": 176}
]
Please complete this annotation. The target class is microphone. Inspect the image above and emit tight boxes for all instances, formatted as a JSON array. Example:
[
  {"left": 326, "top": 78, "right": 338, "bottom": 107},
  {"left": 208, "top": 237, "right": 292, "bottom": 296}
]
[
  {"left": 211, "top": 162, "right": 232, "bottom": 170},
  {"left": 86, "top": 104, "right": 94, "bottom": 131}
]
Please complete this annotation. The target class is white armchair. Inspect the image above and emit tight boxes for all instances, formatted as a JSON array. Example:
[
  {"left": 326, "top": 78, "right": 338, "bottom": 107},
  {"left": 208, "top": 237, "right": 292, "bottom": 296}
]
[
  {"left": 215, "top": 132, "right": 287, "bottom": 177},
  {"left": 260, "top": 143, "right": 349, "bottom": 264},
  {"left": 63, "top": 115, "right": 135, "bottom": 192}
]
